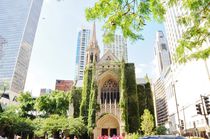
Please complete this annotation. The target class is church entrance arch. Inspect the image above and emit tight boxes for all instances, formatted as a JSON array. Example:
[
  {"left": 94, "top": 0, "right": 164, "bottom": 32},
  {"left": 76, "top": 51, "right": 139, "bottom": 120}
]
[{"left": 95, "top": 114, "right": 120, "bottom": 138}]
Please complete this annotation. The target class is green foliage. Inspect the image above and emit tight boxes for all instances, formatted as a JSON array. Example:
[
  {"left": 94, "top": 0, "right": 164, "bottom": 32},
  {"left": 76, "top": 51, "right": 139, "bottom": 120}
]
[
  {"left": 125, "top": 63, "right": 140, "bottom": 133},
  {"left": 66, "top": 116, "right": 87, "bottom": 136},
  {"left": 0, "top": 105, "right": 34, "bottom": 138},
  {"left": 86, "top": 0, "right": 210, "bottom": 62},
  {"left": 173, "top": 0, "right": 210, "bottom": 62},
  {"left": 33, "top": 115, "right": 86, "bottom": 138},
  {"left": 35, "top": 90, "right": 70, "bottom": 116},
  {"left": 33, "top": 118, "right": 45, "bottom": 137},
  {"left": 155, "top": 125, "right": 167, "bottom": 135},
  {"left": 120, "top": 61, "right": 129, "bottom": 132},
  {"left": 137, "top": 83, "right": 154, "bottom": 122},
  {"left": 70, "top": 87, "right": 82, "bottom": 118},
  {"left": 0, "top": 105, "right": 20, "bottom": 137},
  {"left": 34, "top": 114, "right": 67, "bottom": 137},
  {"left": 80, "top": 66, "right": 93, "bottom": 124},
  {"left": 141, "top": 109, "right": 154, "bottom": 136},
  {"left": 85, "top": 0, "right": 165, "bottom": 43},
  {"left": 17, "top": 92, "right": 35, "bottom": 119},
  {"left": 125, "top": 133, "right": 140, "bottom": 139},
  {"left": 120, "top": 62, "right": 140, "bottom": 133},
  {"left": 87, "top": 66, "right": 99, "bottom": 134}
]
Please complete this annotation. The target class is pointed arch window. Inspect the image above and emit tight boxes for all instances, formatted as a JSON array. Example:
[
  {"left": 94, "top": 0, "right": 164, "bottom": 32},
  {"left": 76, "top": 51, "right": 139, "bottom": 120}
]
[
  {"left": 101, "top": 79, "right": 119, "bottom": 104},
  {"left": 90, "top": 52, "right": 93, "bottom": 63}
]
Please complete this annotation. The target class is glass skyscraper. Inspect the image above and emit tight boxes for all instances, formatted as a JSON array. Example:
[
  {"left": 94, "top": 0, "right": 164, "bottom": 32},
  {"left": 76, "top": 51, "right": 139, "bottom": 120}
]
[
  {"left": 0, "top": 0, "right": 43, "bottom": 96},
  {"left": 104, "top": 34, "right": 128, "bottom": 62},
  {"left": 154, "top": 31, "right": 171, "bottom": 76},
  {"left": 75, "top": 28, "right": 91, "bottom": 81}
]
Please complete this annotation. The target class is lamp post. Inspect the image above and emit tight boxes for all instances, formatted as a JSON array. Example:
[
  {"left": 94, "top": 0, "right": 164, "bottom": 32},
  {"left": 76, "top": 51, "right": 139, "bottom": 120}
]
[
  {"left": 172, "top": 80, "right": 181, "bottom": 135},
  {"left": 182, "top": 106, "right": 187, "bottom": 134}
]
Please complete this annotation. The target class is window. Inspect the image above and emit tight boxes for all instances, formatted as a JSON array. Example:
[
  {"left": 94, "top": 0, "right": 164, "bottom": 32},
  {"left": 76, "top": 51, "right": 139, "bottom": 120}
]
[
  {"left": 161, "top": 44, "right": 167, "bottom": 50},
  {"left": 101, "top": 79, "right": 119, "bottom": 104}
]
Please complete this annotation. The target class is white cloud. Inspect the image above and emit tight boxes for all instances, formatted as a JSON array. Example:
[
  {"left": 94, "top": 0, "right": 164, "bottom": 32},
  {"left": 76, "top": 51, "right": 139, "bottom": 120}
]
[
  {"left": 135, "top": 65, "right": 143, "bottom": 78},
  {"left": 135, "top": 63, "right": 150, "bottom": 78},
  {"left": 135, "top": 60, "right": 158, "bottom": 79}
]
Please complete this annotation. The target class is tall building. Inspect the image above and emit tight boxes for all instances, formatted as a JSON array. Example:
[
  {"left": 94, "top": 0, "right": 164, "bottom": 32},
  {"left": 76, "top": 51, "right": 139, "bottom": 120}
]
[
  {"left": 0, "top": 0, "right": 43, "bottom": 98},
  {"left": 75, "top": 27, "right": 91, "bottom": 80},
  {"left": 154, "top": 31, "right": 171, "bottom": 75},
  {"left": 153, "top": 31, "right": 171, "bottom": 127},
  {"left": 160, "top": 2, "right": 210, "bottom": 136},
  {"left": 153, "top": 75, "right": 168, "bottom": 126},
  {"left": 55, "top": 80, "right": 74, "bottom": 92},
  {"left": 104, "top": 34, "right": 128, "bottom": 62}
]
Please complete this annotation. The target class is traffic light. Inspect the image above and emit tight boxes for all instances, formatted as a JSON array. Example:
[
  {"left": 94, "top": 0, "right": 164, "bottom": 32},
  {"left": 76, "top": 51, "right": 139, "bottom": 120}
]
[
  {"left": 196, "top": 103, "right": 202, "bottom": 115},
  {"left": 203, "top": 96, "right": 210, "bottom": 115},
  {"left": 180, "top": 120, "right": 184, "bottom": 130}
]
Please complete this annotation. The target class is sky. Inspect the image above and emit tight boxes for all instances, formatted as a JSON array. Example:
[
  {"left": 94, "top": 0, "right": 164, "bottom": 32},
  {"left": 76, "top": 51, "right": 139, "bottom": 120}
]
[{"left": 24, "top": 0, "right": 165, "bottom": 97}]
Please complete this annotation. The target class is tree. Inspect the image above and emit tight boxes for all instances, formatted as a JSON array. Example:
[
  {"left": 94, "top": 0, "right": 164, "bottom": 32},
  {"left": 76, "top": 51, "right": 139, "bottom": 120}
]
[
  {"left": 35, "top": 90, "right": 70, "bottom": 116},
  {"left": 86, "top": 0, "right": 165, "bottom": 43},
  {"left": 33, "top": 115, "right": 86, "bottom": 138},
  {"left": 141, "top": 109, "right": 154, "bottom": 136},
  {"left": 33, "top": 115, "right": 67, "bottom": 138},
  {"left": 86, "top": 0, "right": 210, "bottom": 62},
  {"left": 155, "top": 125, "right": 167, "bottom": 135},
  {"left": 70, "top": 87, "right": 82, "bottom": 118},
  {"left": 66, "top": 117, "right": 87, "bottom": 137},
  {"left": 174, "top": 0, "right": 210, "bottom": 63},
  {"left": 0, "top": 105, "right": 34, "bottom": 138},
  {"left": 0, "top": 105, "right": 19, "bottom": 137},
  {"left": 17, "top": 92, "right": 36, "bottom": 119}
]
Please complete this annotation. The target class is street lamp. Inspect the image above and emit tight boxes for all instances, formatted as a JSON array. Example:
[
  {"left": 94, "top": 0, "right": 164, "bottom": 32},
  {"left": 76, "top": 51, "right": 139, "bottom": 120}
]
[{"left": 172, "top": 80, "right": 181, "bottom": 135}]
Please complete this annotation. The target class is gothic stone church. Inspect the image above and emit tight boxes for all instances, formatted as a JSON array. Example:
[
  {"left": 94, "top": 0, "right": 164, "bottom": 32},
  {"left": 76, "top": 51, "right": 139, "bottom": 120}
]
[{"left": 80, "top": 23, "right": 141, "bottom": 139}]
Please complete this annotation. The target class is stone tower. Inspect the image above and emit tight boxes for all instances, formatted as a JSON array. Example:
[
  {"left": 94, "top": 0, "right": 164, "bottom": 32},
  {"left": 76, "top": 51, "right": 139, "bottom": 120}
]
[{"left": 86, "top": 22, "right": 100, "bottom": 65}]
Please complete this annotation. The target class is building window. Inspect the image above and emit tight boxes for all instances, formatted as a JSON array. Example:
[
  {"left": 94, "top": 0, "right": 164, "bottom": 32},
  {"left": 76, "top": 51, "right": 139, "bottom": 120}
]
[{"left": 101, "top": 79, "right": 119, "bottom": 104}]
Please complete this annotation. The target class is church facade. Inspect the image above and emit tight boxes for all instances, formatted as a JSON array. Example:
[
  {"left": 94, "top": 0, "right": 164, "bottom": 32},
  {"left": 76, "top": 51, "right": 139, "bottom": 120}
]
[
  {"left": 80, "top": 23, "right": 140, "bottom": 139},
  {"left": 93, "top": 50, "right": 123, "bottom": 138}
]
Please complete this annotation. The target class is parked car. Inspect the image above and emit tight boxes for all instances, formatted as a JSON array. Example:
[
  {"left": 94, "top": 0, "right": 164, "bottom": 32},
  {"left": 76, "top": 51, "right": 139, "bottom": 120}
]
[{"left": 139, "top": 135, "right": 187, "bottom": 139}]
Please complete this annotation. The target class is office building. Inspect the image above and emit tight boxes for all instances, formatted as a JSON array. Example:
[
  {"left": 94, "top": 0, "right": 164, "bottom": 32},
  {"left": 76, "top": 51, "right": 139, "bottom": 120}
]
[
  {"left": 75, "top": 28, "right": 91, "bottom": 80},
  {"left": 154, "top": 31, "right": 171, "bottom": 76},
  {"left": 153, "top": 74, "right": 169, "bottom": 126},
  {"left": 160, "top": 2, "right": 210, "bottom": 136},
  {"left": 153, "top": 31, "right": 171, "bottom": 127},
  {"left": 104, "top": 34, "right": 128, "bottom": 62},
  {"left": 0, "top": 0, "right": 43, "bottom": 99},
  {"left": 55, "top": 80, "right": 74, "bottom": 92}
]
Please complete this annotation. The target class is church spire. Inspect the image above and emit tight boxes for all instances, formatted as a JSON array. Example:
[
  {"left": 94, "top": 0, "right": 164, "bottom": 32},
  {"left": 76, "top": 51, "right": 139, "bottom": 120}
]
[
  {"left": 86, "top": 22, "right": 100, "bottom": 65},
  {"left": 92, "top": 22, "right": 97, "bottom": 45},
  {"left": 88, "top": 22, "right": 98, "bottom": 49}
]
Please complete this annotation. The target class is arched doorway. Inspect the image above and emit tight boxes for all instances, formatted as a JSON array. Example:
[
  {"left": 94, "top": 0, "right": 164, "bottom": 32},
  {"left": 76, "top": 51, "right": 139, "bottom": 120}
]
[{"left": 94, "top": 114, "right": 120, "bottom": 138}]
